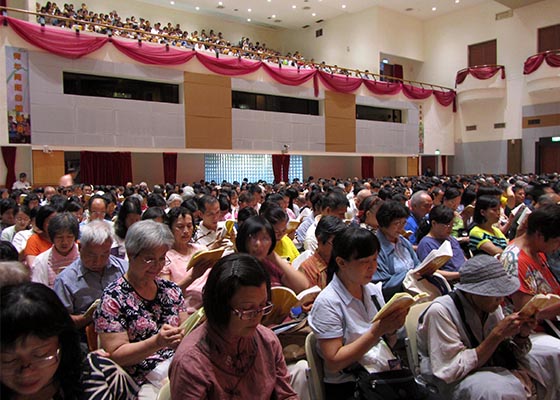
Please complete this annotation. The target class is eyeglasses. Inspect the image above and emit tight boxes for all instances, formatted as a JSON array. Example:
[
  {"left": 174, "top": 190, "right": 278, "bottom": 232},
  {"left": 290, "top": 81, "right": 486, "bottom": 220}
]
[
  {"left": 139, "top": 255, "right": 171, "bottom": 267},
  {"left": 231, "top": 302, "right": 273, "bottom": 320},
  {"left": 0, "top": 348, "right": 60, "bottom": 375},
  {"left": 436, "top": 221, "right": 453, "bottom": 229}
]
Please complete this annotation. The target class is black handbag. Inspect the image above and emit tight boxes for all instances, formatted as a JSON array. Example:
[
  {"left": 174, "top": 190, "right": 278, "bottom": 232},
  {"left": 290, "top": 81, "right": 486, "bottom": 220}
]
[{"left": 353, "top": 367, "right": 420, "bottom": 400}]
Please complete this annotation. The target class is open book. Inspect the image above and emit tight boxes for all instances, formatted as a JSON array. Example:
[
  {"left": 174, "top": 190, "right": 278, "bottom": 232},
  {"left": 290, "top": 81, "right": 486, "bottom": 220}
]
[
  {"left": 261, "top": 285, "right": 321, "bottom": 326},
  {"left": 286, "top": 220, "right": 301, "bottom": 236},
  {"left": 225, "top": 220, "right": 236, "bottom": 235},
  {"left": 186, "top": 247, "right": 226, "bottom": 271},
  {"left": 413, "top": 240, "right": 452, "bottom": 276},
  {"left": 83, "top": 299, "right": 100, "bottom": 319},
  {"left": 180, "top": 307, "right": 206, "bottom": 335},
  {"left": 372, "top": 292, "right": 429, "bottom": 322},
  {"left": 519, "top": 293, "right": 560, "bottom": 318}
]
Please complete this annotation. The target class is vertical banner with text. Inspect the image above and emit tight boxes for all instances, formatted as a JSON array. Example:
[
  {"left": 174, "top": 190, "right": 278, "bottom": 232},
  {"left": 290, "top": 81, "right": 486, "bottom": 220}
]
[{"left": 6, "top": 47, "right": 31, "bottom": 144}]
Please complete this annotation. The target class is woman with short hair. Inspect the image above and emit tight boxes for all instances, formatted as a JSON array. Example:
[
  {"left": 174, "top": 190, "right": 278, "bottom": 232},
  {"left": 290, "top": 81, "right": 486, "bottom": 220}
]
[{"left": 169, "top": 253, "right": 298, "bottom": 399}]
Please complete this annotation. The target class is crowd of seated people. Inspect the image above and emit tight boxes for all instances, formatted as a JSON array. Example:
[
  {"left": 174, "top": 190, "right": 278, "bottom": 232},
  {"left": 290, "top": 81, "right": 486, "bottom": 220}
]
[
  {"left": 34, "top": 1, "right": 366, "bottom": 76},
  {"left": 0, "top": 171, "right": 560, "bottom": 398}
]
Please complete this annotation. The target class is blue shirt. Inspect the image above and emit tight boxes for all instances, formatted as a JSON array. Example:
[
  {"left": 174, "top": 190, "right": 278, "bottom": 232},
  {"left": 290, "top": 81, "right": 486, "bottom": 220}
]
[
  {"left": 53, "top": 255, "right": 128, "bottom": 315},
  {"left": 374, "top": 230, "right": 419, "bottom": 301},
  {"left": 404, "top": 213, "right": 424, "bottom": 245},
  {"left": 417, "top": 236, "right": 465, "bottom": 273}
]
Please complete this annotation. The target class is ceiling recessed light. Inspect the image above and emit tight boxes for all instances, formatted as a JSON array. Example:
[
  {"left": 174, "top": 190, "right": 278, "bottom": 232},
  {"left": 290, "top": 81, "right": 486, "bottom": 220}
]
[
  {"left": 272, "top": 14, "right": 276, "bottom": 18},
  {"left": 455, "top": 0, "right": 460, "bottom": 3},
  {"left": 342, "top": 4, "right": 346, "bottom": 9},
  {"left": 292, "top": 5, "right": 297, "bottom": 9},
  {"left": 247, "top": 18, "right": 251, "bottom": 22},
  {"left": 170, "top": 1, "right": 175, "bottom": 4},
  {"left": 218, "top": 1, "right": 222, "bottom": 5},
  {"left": 248, "top": 8, "right": 252, "bottom": 12},
  {"left": 268, "top": 0, "right": 271, "bottom": 2},
  {"left": 312, "top": 12, "right": 316, "bottom": 16},
  {"left": 432, "top": 6, "right": 437, "bottom": 11},
  {"left": 195, "top": 6, "right": 200, "bottom": 10}
]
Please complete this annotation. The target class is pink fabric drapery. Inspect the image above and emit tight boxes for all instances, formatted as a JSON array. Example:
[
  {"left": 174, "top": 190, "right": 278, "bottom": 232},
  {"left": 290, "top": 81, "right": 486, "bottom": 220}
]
[
  {"left": 163, "top": 153, "right": 177, "bottom": 184},
  {"left": 112, "top": 38, "right": 197, "bottom": 65},
  {"left": 80, "top": 151, "right": 132, "bottom": 185},
  {"left": 0, "top": 16, "right": 456, "bottom": 108},
  {"left": 1, "top": 147, "right": 16, "bottom": 190},
  {"left": 4, "top": 16, "right": 108, "bottom": 59},
  {"left": 523, "top": 52, "right": 560, "bottom": 74},
  {"left": 402, "top": 84, "right": 433, "bottom": 100},
  {"left": 455, "top": 65, "right": 506, "bottom": 86},
  {"left": 361, "top": 156, "right": 374, "bottom": 179},
  {"left": 196, "top": 52, "right": 262, "bottom": 76},
  {"left": 363, "top": 79, "right": 402, "bottom": 96},
  {"left": 316, "top": 70, "right": 363, "bottom": 93}
]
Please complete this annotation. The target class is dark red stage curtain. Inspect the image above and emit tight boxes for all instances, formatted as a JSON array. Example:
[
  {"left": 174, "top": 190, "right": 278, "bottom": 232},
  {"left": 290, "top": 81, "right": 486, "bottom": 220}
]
[
  {"left": 1, "top": 147, "right": 16, "bottom": 190},
  {"left": 112, "top": 38, "right": 197, "bottom": 65},
  {"left": 163, "top": 152, "right": 177, "bottom": 184},
  {"left": 6, "top": 16, "right": 108, "bottom": 59},
  {"left": 441, "top": 155, "right": 447, "bottom": 176},
  {"left": 80, "top": 151, "right": 132, "bottom": 186},
  {"left": 361, "top": 156, "right": 374, "bottom": 179},
  {"left": 272, "top": 154, "right": 283, "bottom": 184},
  {"left": 281, "top": 154, "right": 290, "bottom": 182}
]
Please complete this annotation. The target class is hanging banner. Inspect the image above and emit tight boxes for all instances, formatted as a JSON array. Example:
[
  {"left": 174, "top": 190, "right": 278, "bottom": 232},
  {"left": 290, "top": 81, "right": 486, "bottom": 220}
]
[
  {"left": 6, "top": 47, "right": 31, "bottom": 143},
  {"left": 418, "top": 104, "right": 424, "bottom": 154}
]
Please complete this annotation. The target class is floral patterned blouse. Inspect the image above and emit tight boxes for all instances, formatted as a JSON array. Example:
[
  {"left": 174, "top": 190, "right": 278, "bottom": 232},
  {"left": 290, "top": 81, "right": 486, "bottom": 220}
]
[{"left": 94, "top": 276, "right": 186, "bottom": 385}]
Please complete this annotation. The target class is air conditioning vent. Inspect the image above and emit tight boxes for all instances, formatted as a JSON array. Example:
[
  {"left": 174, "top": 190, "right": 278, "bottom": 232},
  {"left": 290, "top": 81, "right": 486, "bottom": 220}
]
[
  {"left": 494, "top": 122, "right": 506, "bottom": 129},
  {"left": 303, "top": 6, "right": 311, "bottom": 10},
  {"left": 315, "top": 19, "right": 324, "bottom": 23},
  {"left": 466, "top": 125, "right": 477, "bottom": 131},
  {"left": 528, "top": 119, "right": 541, "bottom": 125},
  {"left": 495, "top": 10, "right": 513, "bottom": 20},
  {"left": 302, "top": 24, "right": 310, "bottom": 29}
]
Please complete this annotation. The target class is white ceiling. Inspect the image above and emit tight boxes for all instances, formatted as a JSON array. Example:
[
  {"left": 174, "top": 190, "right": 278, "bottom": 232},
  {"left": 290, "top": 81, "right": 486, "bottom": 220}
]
[{"left": 137, "top": 0, "right": 495, "bottom": 30}]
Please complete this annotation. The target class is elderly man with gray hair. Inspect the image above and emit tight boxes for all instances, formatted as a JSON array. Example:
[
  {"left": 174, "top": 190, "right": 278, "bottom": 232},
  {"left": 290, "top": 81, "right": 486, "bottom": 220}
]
[
  {"left": 54, "top": 220, "right": 128, "bottom": 329},
  {"left": 405, "top": 190, "right": 433, "bottom": 245}
]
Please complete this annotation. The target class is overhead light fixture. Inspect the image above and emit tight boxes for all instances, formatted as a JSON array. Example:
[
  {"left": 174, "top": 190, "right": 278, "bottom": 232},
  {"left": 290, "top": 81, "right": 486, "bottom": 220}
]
[
  {"left": 312, "top": 12, "right": 316, "bottom": 16},
  {"left": 248, "top": 8, "right": 252, "bottom": 12},
  {"left": 455, "top": 0, "right": 460, "bottom": 3},
  {"left": 218, "top": 1, "right": 223, "bottom": 5},
  {"left": 272, "top": 14, "right": 276, "bottom": 18},
  {"left": 342, "top": 4, "right": 347, "bottom": 9},
  {"left": 247, "top": 18, "right": 251, "bottom": 22},
  {"left": 292, "top": 5, "right": 297, "bottom": 9},
  {"left": 170, "top": 1, "right": 175, "bottom": 4},
  {"left": 382, "top": 58, "right": 389, "bottom": 64},
  {"left": 195, "top": 6, "right": 200, "bottom": 10},
  {"left": 432, "top": 6, "right": 437, "bottom": 11}
]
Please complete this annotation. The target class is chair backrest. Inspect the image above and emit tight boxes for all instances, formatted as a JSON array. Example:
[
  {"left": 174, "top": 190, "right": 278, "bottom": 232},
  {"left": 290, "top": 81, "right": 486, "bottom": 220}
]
[
  {"left": 305, "top": 332, "right": 325, "bottom": 400},
  {"left": 156, "top": 381, "right": 171, "bottom": 400},
  {"left": 404, "top": 301, "right": 432, "bottom": 376}
]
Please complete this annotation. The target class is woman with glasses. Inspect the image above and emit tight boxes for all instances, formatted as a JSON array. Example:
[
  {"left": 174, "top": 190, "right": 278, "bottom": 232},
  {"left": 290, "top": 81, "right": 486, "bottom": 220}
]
[
  {"left": 94, "top": 220, "right": 187, "bottom": 398},
  {"left": 236, "top": 216, "right": 308, "bottom": 293},
  {"left": 416, "top": 205, "right": 465, "bottom": 283},
  {"left": 1, "top": 282, "right": 138, "bottom": 399},
  {"left": 169, "top": 253, "right": 298, "bottom": 399}
]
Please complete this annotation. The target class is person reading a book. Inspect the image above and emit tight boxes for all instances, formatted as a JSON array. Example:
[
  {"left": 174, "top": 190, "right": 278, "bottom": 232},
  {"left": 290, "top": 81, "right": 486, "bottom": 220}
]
[
  {"left": 260, "top": 202, "right": 300, "bottom": 263},
  {"left": 374, "top": 200, "right": 420, "bottom": 301},
  {"left": 358, "top": 195, "right": 383, "bottom": 233},
  {"left": 299, "top": 215, "right": 346, "bottom": 289},
  {"left": 160, "top": 206, "right": 208, "bottom": 290},
  {"left": 416, "top": 205, "right": 464, "bottom": 283},
  {"left": 309, "top": 226, "right": 409, "bottom": 400},
  {"left": 94, "top": 220, "right": 187, "bottom": 398},
  {"left": 1, "top": 282, "right": 139, "bottom": 399},
  {"left": 169, "top": 253, "right": 298, "bottom": 399},
  {"left": 501, "top": 205, "right": 560, "bottom": 328},
  {"left": 236, "top": 216, "right": 308, "bottom": 294},
  {"left": 469, "top": 195, "right": 508, "bottom": 257},
  {"left": 417, "top": 255, "right": 560, "bottom": 399},
  {"left": 53, "top": 220, "right": 128, "bottom": 330}
]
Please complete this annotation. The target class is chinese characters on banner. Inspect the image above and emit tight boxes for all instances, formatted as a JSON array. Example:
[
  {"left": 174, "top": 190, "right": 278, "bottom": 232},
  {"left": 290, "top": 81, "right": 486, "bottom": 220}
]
[
  {"left": 6, "top": 47, "right": 31, "bottom": 144},
  {"left": 418, "top": 104, "right": 424, "bottom": 154}
]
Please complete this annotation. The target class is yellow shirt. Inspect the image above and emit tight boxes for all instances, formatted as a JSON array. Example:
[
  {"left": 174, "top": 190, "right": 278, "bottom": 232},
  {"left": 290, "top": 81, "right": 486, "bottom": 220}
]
[{"left": 274, "top": 235, "right": 300, "bottom": 263}]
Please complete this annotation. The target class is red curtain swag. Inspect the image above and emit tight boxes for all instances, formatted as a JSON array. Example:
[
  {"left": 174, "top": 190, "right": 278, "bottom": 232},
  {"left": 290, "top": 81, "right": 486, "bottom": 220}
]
[
  {"left": 523, "top": 52, "right": 560, "bottom": 75},
  {"left": 0, "top": 16, "right": 455, "bottom": 108},
  {"left": 80, "top": 151, "right": 132, "bottom": 185},
  {"left": 1, "top": 147, "right": 16, "bottom": 190},
  {"left": 361, "top": 156, "right": 374, "bottom": 179},
  {"left": 455, "top": 66, "right": 506, "bottom": 86},
  {"left": 163, "top": 153, "right": 177, "bottom": 184}
]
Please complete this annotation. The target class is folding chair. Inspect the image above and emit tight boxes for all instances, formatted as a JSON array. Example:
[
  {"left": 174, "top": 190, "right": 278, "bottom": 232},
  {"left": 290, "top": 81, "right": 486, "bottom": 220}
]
[{"left": 305, "top": 332, "right": 325, "bottom": 400}]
